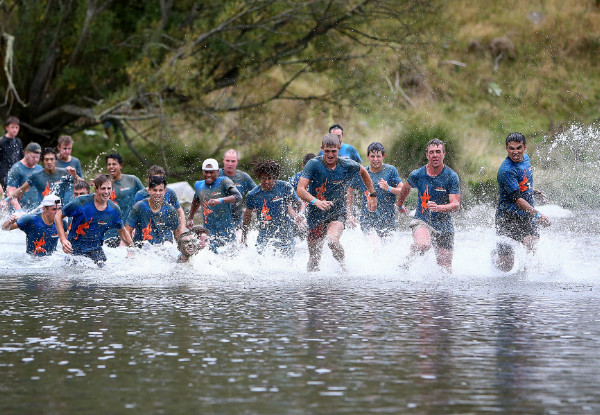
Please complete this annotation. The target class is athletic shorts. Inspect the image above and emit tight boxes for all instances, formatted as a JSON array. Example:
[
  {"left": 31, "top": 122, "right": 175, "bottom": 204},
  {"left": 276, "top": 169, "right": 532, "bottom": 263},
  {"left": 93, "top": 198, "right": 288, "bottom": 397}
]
[
  {"left": 73, "top": 248, "right": 107, "bottom": 265},
  {"left": 409, "top": 219, "right": 454, "bottom": 250},
  {"left": 308, "top": 215, "right": 346, "bottom": 241},
  {"left": 495, "top": 212, "right": 538, "bottom": 243}
]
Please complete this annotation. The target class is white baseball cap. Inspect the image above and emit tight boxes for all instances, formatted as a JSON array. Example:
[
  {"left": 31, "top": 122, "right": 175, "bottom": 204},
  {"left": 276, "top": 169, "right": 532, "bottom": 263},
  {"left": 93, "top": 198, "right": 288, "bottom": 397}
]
[
  {"left": 202, "top": 158, "right": 219, "bottom": 171},
  {"left": 41, "top": 194, "right": 62, "bottom": 207}
]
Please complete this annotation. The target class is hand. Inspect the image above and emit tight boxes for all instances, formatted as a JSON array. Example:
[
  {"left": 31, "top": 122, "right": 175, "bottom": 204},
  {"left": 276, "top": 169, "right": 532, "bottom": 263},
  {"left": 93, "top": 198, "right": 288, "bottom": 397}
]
[
  {"left": 426, "top": 201, "right": 442, "bottom": 212},
  {"left": 66, "top": 166, "right": 77, "bottom": 177},
  {"left": 377, "top": 179, "right": 389, "bottom": 191},
  {"left": 367, "top": 197, "right": 377, "bottom": 212},
  {"left": 61, "top": 239, "right": 73, "bottom": 254},
  {"left": 206, "top": 198, "right": 221, "bottom": 206},
  {"left": 313, "top": 199, "right": 334, "bottom": 211},
  {"left": 538, "top": 213, "right": 551, "bottom": 227},
  {"left": 186, "top": 218, "right": 194, "bottom": 229}
]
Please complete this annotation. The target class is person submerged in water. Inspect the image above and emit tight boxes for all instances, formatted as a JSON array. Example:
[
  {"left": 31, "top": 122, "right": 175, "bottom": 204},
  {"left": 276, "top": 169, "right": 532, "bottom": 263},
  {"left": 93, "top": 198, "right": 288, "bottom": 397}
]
[{"left": 176, "top": 227, "right": 212, "bottom": 263}]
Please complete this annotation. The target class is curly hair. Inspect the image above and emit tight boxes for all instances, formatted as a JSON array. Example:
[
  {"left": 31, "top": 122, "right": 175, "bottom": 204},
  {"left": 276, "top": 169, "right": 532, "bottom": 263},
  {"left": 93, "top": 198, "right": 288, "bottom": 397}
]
[{"left": 253, "top": 159, "right": 281, "bottom": 179}]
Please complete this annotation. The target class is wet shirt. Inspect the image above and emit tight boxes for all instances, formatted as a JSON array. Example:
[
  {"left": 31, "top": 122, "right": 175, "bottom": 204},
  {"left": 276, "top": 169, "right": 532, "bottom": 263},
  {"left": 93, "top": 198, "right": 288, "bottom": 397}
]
[
  {"left": 134, "top": 187, "right": 181, "bottom": 209},
  {"left": 318, "top": 143, "right": 363, "bottom": 164},
  {"left": 127, "top": 199, "right": 179, "bottom": 245},
  {"left": 219, "top": 169, "right": 255, "bottom": 223},
  {"left": 63, "top": 194, "right": 123, "bottom": 253},
  {"left": 408, "top": 165, "right": 460, "bottom": 234},
  {"left": 288, "top": 171, "right": 302, "bottom": 195},
  {"left": 6, "top": 162, "right": 43, "bottom": 211},
  {"left": 301, "top": 156, "right": 361, "bottom": 229},
  {"left": 193, "top": 176, "right": 238, "bottom": 246},
  {"left": 27, "top": 168, "right": 73, "bottom": 200},
  {"left": 0, "top": 136, "right": 24, "bottom": 187},
  {"left": 496, "top": 153, "right": 534, "bottom": 218},
  {"left": 246, "top": 180, "right": 300, "bottom": 246},
  {"left": 104, "top": 174, "right": 144, "bottom": 240},
  {"left": 56, "top": 157, "right": 83, "bottom": 205},
  {"left": 350, "top": 163, "right": 402, "bottom": 230},
  {"left": 16, "top": 213, "right": 61, "bottom": 256}
]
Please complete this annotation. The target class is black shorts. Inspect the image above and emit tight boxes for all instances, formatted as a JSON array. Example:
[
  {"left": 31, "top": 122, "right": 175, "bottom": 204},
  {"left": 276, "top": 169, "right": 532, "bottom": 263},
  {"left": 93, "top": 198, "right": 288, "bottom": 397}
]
[
  {"left": 496, "top": 212, "right": 538, "bottom": 243},
  {"left": 433, "top": 233, "right": 454, "bottom": 250},
  {"left": 73, "top": 248, "right": 107, "bottom": 265},
  {"left": 308, "top": 215, "right": 346, "bottom": 242}
]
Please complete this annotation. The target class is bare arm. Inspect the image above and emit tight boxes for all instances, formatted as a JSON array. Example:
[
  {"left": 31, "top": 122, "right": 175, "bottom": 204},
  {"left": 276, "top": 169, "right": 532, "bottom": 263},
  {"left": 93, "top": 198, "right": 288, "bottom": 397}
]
[
  {"left": 176, "top": 207, "right": 186, "bottom": 235},
  {"left": 296, "top": 177, "right": 333, "bottom": 211},
  {"left": 515, "top": 197, "right": 551, "bottom": 227},
  {"left": 2, "top": 215, "right": 19, "bottom": 231},
  {"left": 8, "top": 183, "right": 30, "bottom": 211},
  {"left": 427, "top": 193, "right": 461, "bottom": 213},
  {"left": 55, "top": 210, "right": 73, "bottom": 254},
  {"left": 241, "top": 207, "right": 254, "bottom": 245},
  {"left": 186, "top": 197, "right": 201, "bottom": 229},
  {"left": 118, "top": 226, "right": 134, "bottom": 247},
  {"left": 359, "top": 166, "right": 377, "bottom": 212},
  {"left": 396, "top": 182, "right": 412, "bottom": 208}
]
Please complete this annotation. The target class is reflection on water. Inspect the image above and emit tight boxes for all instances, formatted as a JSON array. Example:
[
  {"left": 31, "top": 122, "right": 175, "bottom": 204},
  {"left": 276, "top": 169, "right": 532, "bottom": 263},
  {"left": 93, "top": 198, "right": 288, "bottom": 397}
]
[{"left": 0, "top": 207, "right": 599, "bottom": 414}]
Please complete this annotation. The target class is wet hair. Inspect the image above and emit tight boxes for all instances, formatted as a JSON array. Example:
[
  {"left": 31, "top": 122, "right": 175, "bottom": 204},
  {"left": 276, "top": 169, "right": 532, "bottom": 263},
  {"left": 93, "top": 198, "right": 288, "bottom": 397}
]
[
  {"left": 5, "top": 116, "right": 19, "bottom": 127},
  {"left": 223, "top": 149, "right": 240, "bottom": 160},
  {"left": 147, "top": 165, "right": 166, "bottom": 177},
  {"left": 177, "top": 231, "right": 196, "bottom": 249},
  {"left": 302, "top": 153, "right": 316, "bottom": 166},
  {"left": 505, "top": 132, "right": 526, "bottom": 146},
  {"left": 74, "top": 180, "right": 91, "bottom": 193},
  {"left": 93, "top": 174, "right": 113, "bottom": 189},
  {"left": 329, "top": 124, "right": 343, "bottom": 134},
  {"left": 148, "top": 175, "right": 167, "bottom": 189},
  {"left": 322, "top": 133, "right": 341, "bottom": 148},
  {"left": 426, "top": 138, "right": 445, "bottom": 152},
  {"left": 253, "top": 159, "right": 281, "bottom": 179},
  {"left": 367, "top": 142, "right": 385, "bottom": 156},
  {"left": 57, "top": 135, "right": 73, "bottom": 146},
  {"left": 105, "top": 153, "right": 124, "bottom": 165},
  {"left": 191, "top": 225, "right": 209, "bottom": 237},
  {"left": 42, "top": 147, "right": 57, "bottom": 158}
]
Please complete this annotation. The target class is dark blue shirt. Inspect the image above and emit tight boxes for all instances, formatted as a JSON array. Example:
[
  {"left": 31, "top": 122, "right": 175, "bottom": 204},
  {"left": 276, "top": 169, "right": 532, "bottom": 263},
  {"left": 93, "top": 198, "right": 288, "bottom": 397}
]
[
  {"left": 407, "top": 165, "right": 460, "bottom": 234},
  {"left": 301, "top": 156, "right": 361, "bottom": 229},
  {"left": 27, "top": 168, "right": 73, "bottom": 201},
  {"left": 63, "top": 194, "right": 123, "bottom": 253},
  {"left": 193, "top": 176, "right": 238, "bottom": 247},
  {"left": 104, "top": 174, "right": 144, "bottom": 240},
  {"left": 16, "top": 213, "right": 60, "bottom": 256},
  {"left": 6, "top": 161, "right": 43, "bottom": 211},
  {"left": 127, "top": 199, "right": 179, "bottom": 245},
  {"left": 496, "top": 154, "right": 534, "bottom": 218},
  {"left": 56, "top": 157, "right": 83, "bottom": 205}
]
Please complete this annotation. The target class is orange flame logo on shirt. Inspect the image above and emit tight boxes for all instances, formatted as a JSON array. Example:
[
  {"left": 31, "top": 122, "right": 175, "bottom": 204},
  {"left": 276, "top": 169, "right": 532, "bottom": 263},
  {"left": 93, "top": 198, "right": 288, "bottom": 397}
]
[
  {"left": 519, "top": 174, "right": 529, "bottom": 192},
  {"left": 202, "top": 202, "right": 213, "bottom": 224},
  {"left": 74, "top": 218, "right": 92, "bottom": 240},
  {"left": 420, "top": 185, "right": 431, "bottom": 213},
  {"left": 315, "top": 179, "right": 327, "bottom": 200},
  {"left": 142, "top": 220, "right": 153, "bottom": 241},
  {"left": 33, "top": 234, "right": 46, "bottom": 253},
  {"left": 261, "top": 200, "right": 272, "bottom": 222},
  {"left": 42, "top": 181, "right": 51, "bottom": 197},
  {"left": 110, "top": 189, "right": 117, "bottom": 203}
]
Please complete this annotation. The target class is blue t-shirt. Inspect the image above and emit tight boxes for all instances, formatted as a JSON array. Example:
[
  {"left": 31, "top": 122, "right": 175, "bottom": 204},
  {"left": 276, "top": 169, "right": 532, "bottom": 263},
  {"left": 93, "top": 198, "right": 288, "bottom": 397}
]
[
  {"left": 56, "top": 157, "right": 83, "bottom": 205},
  {"left": 288, "top": 171, "right": 302, "bottom": 195},
  {"left": 246, "top": 180, "right": 300, "bottom": 247},
  {"left": 350, "top": 163, "right": 402, "bottom": 232},
  {"left": 407, "top": 165, "right": 460, "bottom": 234},
  {"left": 496, "top": 154, "right": 534, "bottom": 218},
  {"left": 104, "top": 174, "right": 145, "bottom": 240},
  {"left": 16, "top": 213, "right": 61, "bottom": 256},
  {"left": 27, "top": 168, "right": 73, "bottom": 201},
  {"left": 63, "top": 194, "right": 123, "bottom": 253},
  {"left": 193, "top": 176, "right": 237, "bottom": 247},
  {"left": 6, "top": 161, "right": 43, "bottom": 211},
  {"left": 219, "top": 169, "right": 255, "bottom": 224},
  {"left": 301, "top": 156, "right": 361, "bottom": 229},
  {"left": 127, "top": 199, "right": 179, "bottom": 245},
  {"left": 318, "top": 143, "right": 362, "bottom": 164},
  {"left": 134, "top": 187, "right": 181, "bottom": 209}
]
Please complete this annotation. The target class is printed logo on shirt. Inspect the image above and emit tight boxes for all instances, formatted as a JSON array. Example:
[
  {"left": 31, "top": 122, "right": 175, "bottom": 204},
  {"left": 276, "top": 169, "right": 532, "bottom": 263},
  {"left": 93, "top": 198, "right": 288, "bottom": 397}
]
[
  {"left": 110, "top": 189, "right": 117, "bottom": 203},
  {"left": 142, "top": 220, "right": 153, "bottom": 241},
  {"left": 261, "top": 200, "right": 272, "bottom": 223},
  {"left": 434, "top": 187, "right": 447, "bottom": 192},
  {"left": 42, "top": 181, "right": 51, "bottom": 196},
  {"left": 33, "top": 234, "right": 46, "bottom": 253},
  {"left": 316, "top": 179, "right": 328, "bottom": 200},
  {"left": 203, "top": 202, "right": 213, "bottom": 224},
  {"left": 421, "top": 185, "right": 431, "bottom": 213},
  {"left": 75, "top": 218, "right": 93, "bottom": 240},
  {"left": 519, "top": 172, "right": 529, "bottom": 192}
]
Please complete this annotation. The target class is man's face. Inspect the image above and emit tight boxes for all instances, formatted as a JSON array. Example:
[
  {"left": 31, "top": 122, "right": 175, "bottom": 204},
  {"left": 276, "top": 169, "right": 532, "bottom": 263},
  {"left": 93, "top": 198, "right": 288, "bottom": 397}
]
[
  {"left": 148, "top": 184, "right": 166, "bottom": 204},
  {"left": 57, "top": 143, "right": 72, "bottom": 160},
  {"left": 223, "top": 151, "right": 238, "bottom": 173},
  {"left": 43, "top": 205, "right": 61, "bottom": 219},
  {"left": 5, "top": 123, "right": 19, "bottom": 138},
  {"left": 506, "top": 141, "right": 526, "bottom": 163},
  {"left": 43, "top": 153, "right": 56, "bottom": 171},
  {"left": 367, "top": 151, "right": 384, "bottom": 170},
  {"left": 24, "top": 152, "right": 41, "bottom": 167},
  {"left": 179, "top": 235, "right": 199, "bottom": 256},
  {"left": 73, "top": 188, "right": 89, "bottom": 198},
  {"left": 95, "top": 181, "right": 113, "bottom": 202},
  {"left": 426, "top": 144, "right": 445, "bottom": 168},
  {"left": 203, "top": 169, "right": 218, "bottom": 184},
  {"left": 330, "top": 128, "right": 343, "bottom": 143},
  {"left": 321, "top": 145, "right": 340, "bottom": 167},
  {"left": 197, "top": 233, "right": 209, "bottom": 250},
  {"left": 259, "top": 174, "right": 276, "bottom": 191},
  {"left": 106, "top": 158, "right": 122, "bottom": 178}
]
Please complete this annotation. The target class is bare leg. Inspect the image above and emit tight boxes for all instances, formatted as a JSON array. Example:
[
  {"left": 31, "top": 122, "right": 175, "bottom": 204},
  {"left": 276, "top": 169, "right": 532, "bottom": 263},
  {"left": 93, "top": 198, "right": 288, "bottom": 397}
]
[
  {"left": 307, "top": 226, "right": 326, "bottom": 272},
  {"left": 523, "top": 235, "right": 539, "bottom": 253},
  {"left": 411, "top": 226, "right": 432, "bottom": 256},
  {"left": 326, "top": 221, "right": 345, "bottom": 266},
  {"left": 435, "top": 247, "right": 453, "bottom": 273}
]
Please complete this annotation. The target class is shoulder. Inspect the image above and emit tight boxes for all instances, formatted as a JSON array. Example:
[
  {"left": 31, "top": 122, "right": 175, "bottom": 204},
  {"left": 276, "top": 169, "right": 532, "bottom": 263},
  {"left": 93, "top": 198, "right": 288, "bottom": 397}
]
[
  {"left": 220, "top": 176, "right": 235, "bottom": 187},
  {"left": 247, "top": 185, "right": 261, "bottom": 197},
  {"left": 107, "top": 199, "right": 122, "bottom": 214}
]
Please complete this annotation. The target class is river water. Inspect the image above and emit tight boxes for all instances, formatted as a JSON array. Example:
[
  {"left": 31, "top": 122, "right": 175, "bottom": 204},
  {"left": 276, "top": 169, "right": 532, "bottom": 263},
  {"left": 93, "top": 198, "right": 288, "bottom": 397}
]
[{"left": 1, "top": 201, "right": 599, "bottom": 414}]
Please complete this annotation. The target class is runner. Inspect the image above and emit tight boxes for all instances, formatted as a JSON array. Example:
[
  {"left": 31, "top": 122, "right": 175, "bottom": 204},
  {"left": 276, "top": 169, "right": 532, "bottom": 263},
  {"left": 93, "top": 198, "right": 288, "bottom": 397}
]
[
  {"left": 55, "top": 135, "right": 84, "bottom": 204},
  {"left": 187, "top": 158, "right": 242, "bottom": 249},
  {"left": 219, "top": 149, "right": 256, "bottom": 229},
  {"left": 2, "top": 194, "right": 64, "bottom": 256},
  {"left": 347, "top": 142, "right": 404, "bottom": 239},
  {"left": 0, "top": 116, "right": 24, "bottom": 190},
  {"left": 395, "top": 138, "right": 461, "bottom": 272},
  {"left": 55, "top": 174, "right": 134, "bottom": 267},
  {"left": 125, "top": 175, "right": 180, "bottom": 246},
  {"left": 242, "top": 159, "right": 305, "bottom": 256},
  {"left": 297, "top": 133, "right": 377, "bottom": 271},
  {"left": 5, "top": 142, "right": 43, "bottom": 212},
  {"left": 318, "top": 124, "right": 362, "bottom": 163},
  {"left": 493, "top": 132, "right": 551, "bottom": 271}
]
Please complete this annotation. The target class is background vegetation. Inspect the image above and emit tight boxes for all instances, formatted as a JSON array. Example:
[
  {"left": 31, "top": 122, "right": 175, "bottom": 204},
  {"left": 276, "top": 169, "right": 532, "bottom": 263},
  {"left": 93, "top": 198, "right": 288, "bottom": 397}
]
[{"left": 2, "top": 0, "right": 599, "bottom": 206}]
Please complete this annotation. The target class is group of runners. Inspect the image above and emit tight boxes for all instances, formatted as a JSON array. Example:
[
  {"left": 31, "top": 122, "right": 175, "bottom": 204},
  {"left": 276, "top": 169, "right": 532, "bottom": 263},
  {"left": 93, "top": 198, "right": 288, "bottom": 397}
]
[{"left": 0, "top": 117, "right": 551, "bottom": 271}]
